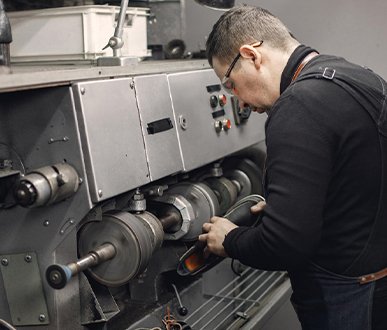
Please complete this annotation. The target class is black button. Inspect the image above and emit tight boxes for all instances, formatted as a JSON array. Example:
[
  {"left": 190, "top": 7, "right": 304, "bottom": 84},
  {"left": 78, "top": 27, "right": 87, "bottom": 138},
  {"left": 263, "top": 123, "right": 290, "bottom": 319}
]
[{"left": 210, "top": 95, "right": 218, "bottom": 108}]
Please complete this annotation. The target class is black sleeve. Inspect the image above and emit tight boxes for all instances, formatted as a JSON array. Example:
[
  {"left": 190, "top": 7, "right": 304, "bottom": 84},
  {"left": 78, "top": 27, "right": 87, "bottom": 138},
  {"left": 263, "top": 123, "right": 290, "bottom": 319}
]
[{"left": 223, "top": 92, "right": 335, "bottom": 270}]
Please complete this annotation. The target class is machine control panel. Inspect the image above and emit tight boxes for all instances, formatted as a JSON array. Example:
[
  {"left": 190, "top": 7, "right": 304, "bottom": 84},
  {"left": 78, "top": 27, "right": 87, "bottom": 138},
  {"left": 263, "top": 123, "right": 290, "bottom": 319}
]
[
  {"left": 168, "top": 69, "right": 266, "bottom": 171},
  {"left": 206, "top": 85, "right": 234, "bottom": 133}
]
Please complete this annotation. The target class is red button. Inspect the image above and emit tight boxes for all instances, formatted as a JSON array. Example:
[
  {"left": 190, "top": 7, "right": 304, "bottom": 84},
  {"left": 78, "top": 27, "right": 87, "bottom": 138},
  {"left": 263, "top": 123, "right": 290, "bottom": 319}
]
[
  {"left": 219, "top": 94, "right": 227, "bottom": 106},
  {"left": 222, "top": 118, "right": 231, "bottom": 130}
]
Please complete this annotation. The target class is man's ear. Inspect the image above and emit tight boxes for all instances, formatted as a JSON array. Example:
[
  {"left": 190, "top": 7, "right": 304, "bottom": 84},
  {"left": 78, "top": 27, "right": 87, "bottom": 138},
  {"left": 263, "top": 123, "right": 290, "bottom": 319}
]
[{"left": 240, "top": 44, "right": 262, "bottom": 69}]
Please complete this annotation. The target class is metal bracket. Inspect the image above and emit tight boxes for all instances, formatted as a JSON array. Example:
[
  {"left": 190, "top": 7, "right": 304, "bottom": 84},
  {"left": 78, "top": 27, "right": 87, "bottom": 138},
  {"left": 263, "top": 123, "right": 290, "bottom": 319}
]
[{"left": 0, "top": 252, "right": 49, "bottom": 326}]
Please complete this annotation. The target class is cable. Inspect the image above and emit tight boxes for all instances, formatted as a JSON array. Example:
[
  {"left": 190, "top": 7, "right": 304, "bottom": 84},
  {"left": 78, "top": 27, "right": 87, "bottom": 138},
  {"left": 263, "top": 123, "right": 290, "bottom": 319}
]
[{"left": 0, "top": 319, "right": 16, "bottom": 330}]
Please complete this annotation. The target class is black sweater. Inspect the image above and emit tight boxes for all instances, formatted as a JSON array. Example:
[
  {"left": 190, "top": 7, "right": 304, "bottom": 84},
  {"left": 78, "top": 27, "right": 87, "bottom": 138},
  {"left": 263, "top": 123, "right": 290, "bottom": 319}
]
[{"left": 223, "top": 45, "right": 383, "bottom": 276}]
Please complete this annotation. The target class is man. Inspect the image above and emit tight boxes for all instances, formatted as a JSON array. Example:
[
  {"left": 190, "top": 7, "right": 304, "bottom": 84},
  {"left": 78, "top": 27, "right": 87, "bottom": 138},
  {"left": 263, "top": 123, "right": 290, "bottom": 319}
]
[{"left": 198, "top": 5, "right": 387, "bottom": 330}]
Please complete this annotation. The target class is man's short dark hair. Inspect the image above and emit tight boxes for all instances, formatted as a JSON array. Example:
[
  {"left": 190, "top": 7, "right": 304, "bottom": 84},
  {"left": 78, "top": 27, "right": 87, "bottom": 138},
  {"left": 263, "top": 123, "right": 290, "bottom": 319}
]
[{"left": 206, "top": 5, "right": 297, "bottom": 66}]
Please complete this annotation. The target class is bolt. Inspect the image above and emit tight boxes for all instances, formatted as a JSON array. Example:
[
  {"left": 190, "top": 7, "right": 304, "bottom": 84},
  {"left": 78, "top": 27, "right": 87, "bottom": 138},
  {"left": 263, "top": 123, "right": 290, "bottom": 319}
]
[
  {"left": 235, "top": 311, "right": 248, "bottom": 319},
  {"left": 50, "top": 271, "right": 60, "bottom": 283},
  {"left": 1, "top": 258, "right": 8, "bottom": 266},
  {"left": 133, "top": 192, "right": 144, "bottom": 200},
  {"left": 39, "top": 314, "right": 46, "bottom": 322},
  {"left": 179, "top": 115, "right": 188, "bottom": 130},
  {"left": 25, "top": 255, "right": 32, "bottom": 263},
  {"left": 43, "top": 220, "right": 50, "bottom": 226},
  {"left": 80, "top": 87, "right": 86, "bottom": 95},
  {"left": 156, "top": 186, "right": 164, "bottom": 196},
  {"left": 79, "top": 177, "right": 83, "bottom": 184},
  {"left": 149, "top": 186, "right": 164, "bottom": 197},
  {"left": 98, "top": 189, "right": 103, "bottom": 197}
]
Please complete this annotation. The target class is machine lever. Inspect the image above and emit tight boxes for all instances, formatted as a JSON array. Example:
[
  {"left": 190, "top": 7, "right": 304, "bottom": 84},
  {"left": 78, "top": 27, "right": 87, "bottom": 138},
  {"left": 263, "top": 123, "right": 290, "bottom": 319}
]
[
  {"left": 171, "top": 284, "right": 188, "bottom": 316},
  {"left": 46, "top": 243, "right": 116, "bottom": 289}
]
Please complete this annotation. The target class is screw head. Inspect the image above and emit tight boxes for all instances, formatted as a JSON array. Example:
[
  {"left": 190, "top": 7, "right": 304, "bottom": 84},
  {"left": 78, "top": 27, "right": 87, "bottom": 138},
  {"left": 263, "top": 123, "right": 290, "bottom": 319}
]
[
  {"left": 25, "top": 255, "right": 32, "bottom": 263},
  {"left": 1, "top": 258, "right": 8, "bottom": 266},
  {"left": 39, "top": 314, "right": 46, "bottom": 322},
  {"left": 179, "top": 115, "right": 188, "bottom": 130},
  {"left": 98, "top": 189, "right": 103, "bottom": 197},
  {"left": 80, "top": 87, "right": 86, "bottom": 95}
]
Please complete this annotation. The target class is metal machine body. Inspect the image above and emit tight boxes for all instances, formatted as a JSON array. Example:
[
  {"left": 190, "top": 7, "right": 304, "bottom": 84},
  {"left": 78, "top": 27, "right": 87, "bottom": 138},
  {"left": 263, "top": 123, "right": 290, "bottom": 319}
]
[{"left": 0, "top": 61, "right": 298, "bottom": 330}]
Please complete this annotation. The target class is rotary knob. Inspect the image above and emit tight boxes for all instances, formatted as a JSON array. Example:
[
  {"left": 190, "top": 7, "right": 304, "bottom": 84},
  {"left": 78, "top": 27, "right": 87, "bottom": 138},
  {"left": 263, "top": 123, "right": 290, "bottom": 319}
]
[{"left": 14, "top": 180, "right": 37, "bottom": 207}]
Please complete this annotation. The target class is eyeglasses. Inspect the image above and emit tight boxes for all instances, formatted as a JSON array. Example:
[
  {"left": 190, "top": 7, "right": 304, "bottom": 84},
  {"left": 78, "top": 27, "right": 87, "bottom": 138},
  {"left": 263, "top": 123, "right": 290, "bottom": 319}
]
[{"left": 221, "top": 40, "right": 264, "bottom": 94}]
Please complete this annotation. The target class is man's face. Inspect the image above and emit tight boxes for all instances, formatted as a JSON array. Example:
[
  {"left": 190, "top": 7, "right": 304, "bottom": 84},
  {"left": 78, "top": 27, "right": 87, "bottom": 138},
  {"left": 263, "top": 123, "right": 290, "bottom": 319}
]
[{"left": 212, "top": 50, "right": 273, "bottom": 114}]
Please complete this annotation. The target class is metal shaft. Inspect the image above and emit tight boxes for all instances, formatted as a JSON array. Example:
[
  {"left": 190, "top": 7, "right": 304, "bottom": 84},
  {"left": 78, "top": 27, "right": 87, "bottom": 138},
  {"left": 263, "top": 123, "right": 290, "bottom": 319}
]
[
  {"left": 112, "top": 0, "right": 129, "bottom": 56},
  {"left": 115, "top": 0, "right": 129, "bottom": 39},
  {"left": 68, "top": 243, "right": 116, "bottom": 275},
  {"left": 0, "top": 0, "right": 12, "bottom": 67},
  {"left": 158, "top": 211, "right": 183, "bottom": 231},
  {"left": 46, "top": 243, "right": 117, "bottom": 289}
]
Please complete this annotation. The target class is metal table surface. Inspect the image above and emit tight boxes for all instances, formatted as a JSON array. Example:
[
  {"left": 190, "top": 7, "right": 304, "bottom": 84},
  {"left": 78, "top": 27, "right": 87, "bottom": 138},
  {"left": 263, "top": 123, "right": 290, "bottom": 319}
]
[{"left": 0, "top": 59, "right": 210, "bottom": 92}]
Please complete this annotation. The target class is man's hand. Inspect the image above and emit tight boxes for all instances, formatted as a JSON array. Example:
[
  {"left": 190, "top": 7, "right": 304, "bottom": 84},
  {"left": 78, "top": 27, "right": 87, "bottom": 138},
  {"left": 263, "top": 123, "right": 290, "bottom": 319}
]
[
  {"left": 198, "top": 200, "right": 266, "bottom": 257},
  {"left": 250, "top": 200, "right": 266, "bottom": 214},
  {"left": 198, "top": 216, "right": 238, "bottom": 257}
]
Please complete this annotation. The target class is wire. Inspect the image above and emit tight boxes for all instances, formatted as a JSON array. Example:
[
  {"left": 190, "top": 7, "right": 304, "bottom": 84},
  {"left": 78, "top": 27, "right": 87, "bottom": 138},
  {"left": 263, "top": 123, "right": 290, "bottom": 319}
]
[
  {"left": 0, "top": 319, "right": 16, "bottom": 330},
  {"left": 162, "top": 306, "right": 183, "bottom": 330}
]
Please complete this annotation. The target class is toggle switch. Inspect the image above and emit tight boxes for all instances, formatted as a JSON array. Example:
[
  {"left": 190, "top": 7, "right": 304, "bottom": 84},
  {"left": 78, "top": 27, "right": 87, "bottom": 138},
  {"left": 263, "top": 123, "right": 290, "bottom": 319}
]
[{"left": 214, "top": 120, "right": 222, "bottom": 133}]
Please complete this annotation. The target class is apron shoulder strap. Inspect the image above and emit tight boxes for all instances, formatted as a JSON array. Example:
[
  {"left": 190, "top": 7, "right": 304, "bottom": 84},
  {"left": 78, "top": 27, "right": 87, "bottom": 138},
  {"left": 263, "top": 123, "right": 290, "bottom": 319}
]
[{"left": 294, "top": 64, "right": 387, "bottom": 136}]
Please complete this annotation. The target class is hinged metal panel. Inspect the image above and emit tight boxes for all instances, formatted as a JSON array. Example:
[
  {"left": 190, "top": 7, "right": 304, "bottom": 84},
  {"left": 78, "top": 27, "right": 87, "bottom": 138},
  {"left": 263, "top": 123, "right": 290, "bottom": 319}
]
[
  {"left": 168, "top": 69, "right": 266, "bottom": 171},
  {"left": 73, "top": 78, "right": 150, "bottom": 202},
  {"left": 0, "top": 252, "right": 49, "bottom": 326},
  {"left": 134, "top": 74, "right": 184, "bottom": 181}
]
